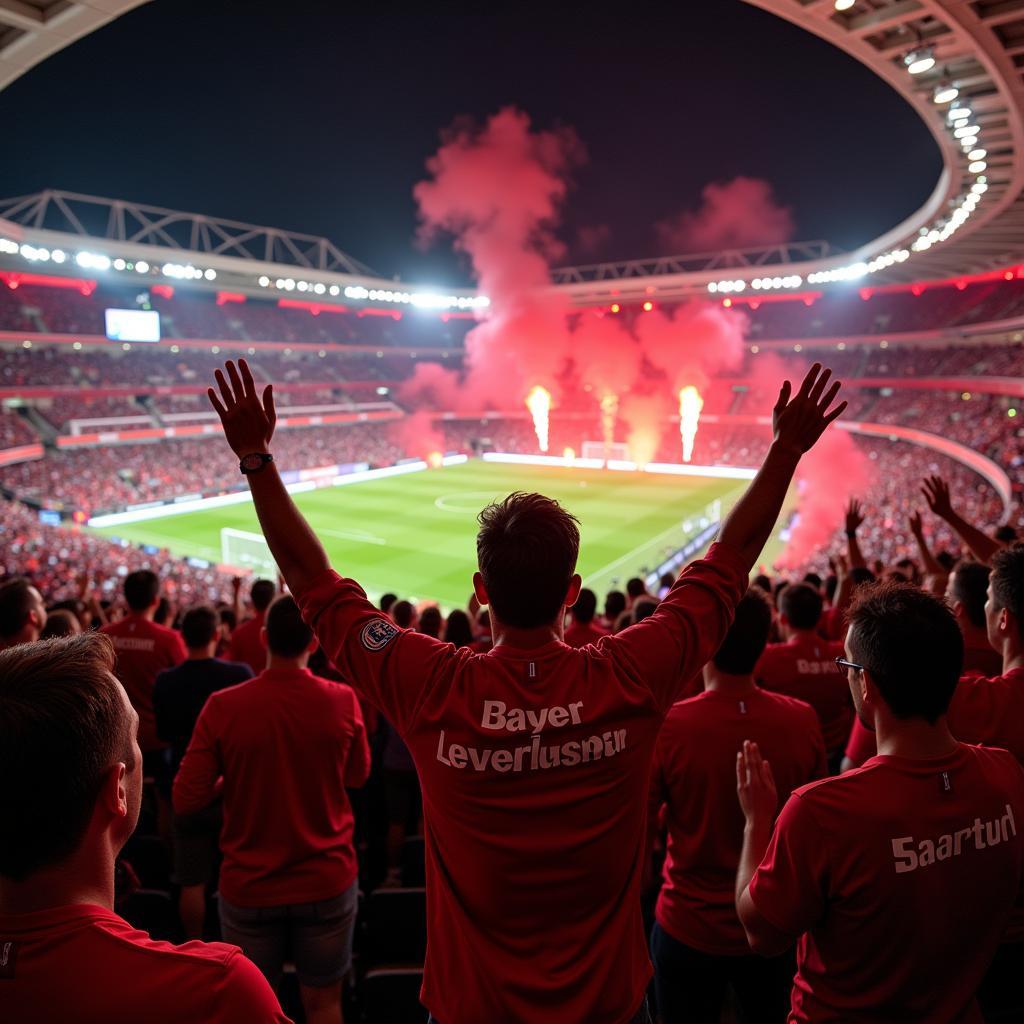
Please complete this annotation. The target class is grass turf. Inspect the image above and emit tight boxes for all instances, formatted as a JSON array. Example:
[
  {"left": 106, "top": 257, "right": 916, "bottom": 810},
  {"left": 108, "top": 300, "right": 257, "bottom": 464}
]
[{"left": 92, "top": 461, "right": 755, "bottom": 609}]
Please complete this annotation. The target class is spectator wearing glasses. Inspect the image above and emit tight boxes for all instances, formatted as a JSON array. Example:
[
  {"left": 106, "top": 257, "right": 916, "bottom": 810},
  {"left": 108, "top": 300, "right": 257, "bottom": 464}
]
[{"left": 736, "top": 582, "right": 1024, "bottom": 1022}]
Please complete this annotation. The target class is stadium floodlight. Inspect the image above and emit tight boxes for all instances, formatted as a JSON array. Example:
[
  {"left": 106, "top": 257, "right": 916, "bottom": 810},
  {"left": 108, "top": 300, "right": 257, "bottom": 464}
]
[
  {"left": 904, "top": 49, "right": 936, "bottom": 75},
  {"left": 113, "top": 257, "right": 127, "bottom": 271},
  {"left": 329, "top": 284, "right": 340, "bottom": 296},
  {"left": 76, "top": 251, "right": 111, "bottom": 271},
  {"left": 969, "top": 160, "right": 987, "bottom": 173},
  {"left": 953, "top": 124, "right": 979, "bottom": 139},
  {"left": 834, "top": 0, "right": 855, "bottom": 9},
  {"left": 933, "top": 83, "right": 959, "bottom": 104},
  {"left": 204, "top": 269, "right": 216, "bottom": 281},
  {"left": 136, "top": 261, "right": 149, "bottom": 273},
  {"left": 947, "top": 101, "right": 972, "bottom": 122},
  {"left": 51, "top": 249, "right": 66, "bottom": 264},
  {"left": 968, "top": 148, "right": 986, "bottom": 161},
  {"left": 0, "top": 238, "right": 17, "bottom": 254}
]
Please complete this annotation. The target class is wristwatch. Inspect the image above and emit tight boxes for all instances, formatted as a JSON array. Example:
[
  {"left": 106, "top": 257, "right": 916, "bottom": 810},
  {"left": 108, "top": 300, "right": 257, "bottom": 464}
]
[{"left": 239, "top": 452, "right": 274, "bottom": 475}]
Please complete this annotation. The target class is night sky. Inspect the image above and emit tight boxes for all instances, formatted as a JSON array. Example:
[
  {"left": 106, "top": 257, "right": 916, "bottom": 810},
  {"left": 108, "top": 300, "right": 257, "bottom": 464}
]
[{"left": 0, "top": 0, "right": 941, "bottom": 285}]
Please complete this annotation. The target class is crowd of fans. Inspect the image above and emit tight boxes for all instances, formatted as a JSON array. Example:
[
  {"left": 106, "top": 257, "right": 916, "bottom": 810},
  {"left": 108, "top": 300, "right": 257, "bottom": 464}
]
[{"left": 4, "top": 356, "right": 1024, "bottom": 1024}]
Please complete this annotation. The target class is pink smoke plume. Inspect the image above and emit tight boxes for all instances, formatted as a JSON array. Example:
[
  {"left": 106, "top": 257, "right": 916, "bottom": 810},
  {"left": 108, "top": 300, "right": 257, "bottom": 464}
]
[
  {"left": 775, "top": 426, "right": 874, "bottom": 571},
  {"left": 388, "top": 410, "right": 446, "bottom": 464},
  {"left": 656, "top": 177, "right": 795, "bottom": 253}
]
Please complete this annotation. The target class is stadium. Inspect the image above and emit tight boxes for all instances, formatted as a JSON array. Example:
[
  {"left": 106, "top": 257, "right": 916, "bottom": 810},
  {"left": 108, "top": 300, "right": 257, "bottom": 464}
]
[{"left": 3, "top": 2, "right": 1024, "bottom": 1023}]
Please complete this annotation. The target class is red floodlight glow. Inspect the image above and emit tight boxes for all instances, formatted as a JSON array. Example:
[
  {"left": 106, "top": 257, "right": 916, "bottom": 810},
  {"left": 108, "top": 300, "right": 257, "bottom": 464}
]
[
  {"left": 610, "top": 303, "right": 620, "bottom": 314},
  {"left": 0, "top": 272, "right": 97, "bottom": 295},
  {"left": 151, "top": 284, "right": 174, "bottom": 299},
  {"left": 911, "top": 284, "right": 924, "bottom": 297},
  {"left": 1006, "top": 271, "right": 1015, "bottom": 281},
  {"left": 723, "top": 298, "right": 733, "bottom": 308},
  {"left": 216, "top": 291, "right": 246, "bottom": 306},
  {"left": 642, "top": 301, "right": 654, "bottom": 312},
  {"left": 859, "top": 288, "right": 873, "bottom": 301}
]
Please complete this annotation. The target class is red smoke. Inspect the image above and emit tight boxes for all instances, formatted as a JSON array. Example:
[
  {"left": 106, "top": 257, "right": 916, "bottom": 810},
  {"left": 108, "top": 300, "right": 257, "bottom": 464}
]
[
  {"left": 656, "top": 177, "right": 795, "bottom": 253},
  {"left": 389, "top": 410, "right": 446, "bottom": 464}
]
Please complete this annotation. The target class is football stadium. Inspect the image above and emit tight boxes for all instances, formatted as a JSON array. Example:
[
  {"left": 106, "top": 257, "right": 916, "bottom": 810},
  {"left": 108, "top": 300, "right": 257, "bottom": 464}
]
[{"left": 3, "top": 1, "right": 1024, "bottom": 1022}]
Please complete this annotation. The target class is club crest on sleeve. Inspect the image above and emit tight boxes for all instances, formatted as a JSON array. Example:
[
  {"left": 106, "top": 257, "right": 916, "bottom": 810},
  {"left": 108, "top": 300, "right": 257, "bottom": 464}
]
[{"left": 361, "top": 618, "right": 399, "bottom": 652}]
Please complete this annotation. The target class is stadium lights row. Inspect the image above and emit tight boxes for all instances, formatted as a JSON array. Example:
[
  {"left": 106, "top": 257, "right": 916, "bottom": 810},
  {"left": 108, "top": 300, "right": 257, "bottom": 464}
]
[
  {"left": 0, "top": 237, "right": 218, "bottom": 282},
  {"left": 707, "top": 274, "right": 804, "bottom": 294},
  {"left": 254, "top": 275, "right": 490, "bottom": 311}
]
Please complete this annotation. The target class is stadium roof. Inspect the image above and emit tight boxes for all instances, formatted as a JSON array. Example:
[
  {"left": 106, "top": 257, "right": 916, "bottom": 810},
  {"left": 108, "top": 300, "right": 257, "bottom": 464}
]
[{"left": 0, "top": 0, "right": 149, "bottom": 92}]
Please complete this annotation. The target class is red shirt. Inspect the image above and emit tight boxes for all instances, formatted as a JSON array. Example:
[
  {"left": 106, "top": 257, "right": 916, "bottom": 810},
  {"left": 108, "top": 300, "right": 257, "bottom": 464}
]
[
  {"left": 227, "top": 613, "right": 268, "bottom": 674},
  {"left": 296, "top": 541, "right": 748, "bottom": 1024},
  {"left": 101, "top": 615, "right": 186, "bottom": 752},
  {"left": 563, "top": 619, "right": 610, "bottom": 648},
  {"left": 963, "top": 641, "right": 1003, "bottom": 679},
  {"left": 650, "top": 688, "right": 825, "bottom": 954},
  {"left": 173, "top": 668, "right": 370, "bottom": 907},
  {"left": 0, "top": 904, "right": 289, "bottom": 1023},
  {"left": 749, "top": 744, "right": 1024, "bottom": 1023},
  {"left": 756, "top": 635, "right": 851, "bottom": 754},
  {"left": 843, "top": 717, "right": 875, "bottom": 768}
]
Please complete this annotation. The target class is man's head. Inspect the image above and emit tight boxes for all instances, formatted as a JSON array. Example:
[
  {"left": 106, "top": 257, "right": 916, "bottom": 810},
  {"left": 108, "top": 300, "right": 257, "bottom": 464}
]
[
  {"left": 711, "top": 587, "right": 774, "bottom": 676},
  {"left": 40, "top": 609, "right": 81, "bottom": 640},
  {"left": 0, "top": 634, "right": 141, "bottom": 882},
  {"left": 262, "top": 594, "right": 317, "bottom": 661},
  {"left": 986, "top": 545, "right": 1024, "bottom": 655},
  {"left": 392, "top": 600, "right": 417, "bottom": 630},
  {"left": 779, "top": 582, "right": 823, "bottom": 636},
  {"left": 626, "top": 578, "right": 647, "bottom": 601},
  {"left": 845, "top": 581, "right": 963, "bottom": 726},
  {"left": 250, "top": 578, "right": 276, "bottom": 614},
  {"left": 571, "top": 588, "right": 598, "bottom": 625},
  {"left": 604, "top": 590, "right": 626, "bottom": 624},
  {"left": 995, "top": 524, "right": 1018, "bottom": 547},
  {"left": 181, "top": 605, "right": 220, "bottom": 654},
  {"left": 123, "top": 570, "right": 160, "bottom": 614},
  {"left": 380, "top": 593, "right": 398, "bottom": 615},
  {"left": 0, "top": 578, "right": 47, "bottom": 647},
  {"left": 946, "top": 560, "right": 991, "bottom": 634},
  {"left": 633, "top": 598, "right": 658, "bottom": 624},
  {"left": 475, "top": 492, "right": 581, "bottom": 630}
]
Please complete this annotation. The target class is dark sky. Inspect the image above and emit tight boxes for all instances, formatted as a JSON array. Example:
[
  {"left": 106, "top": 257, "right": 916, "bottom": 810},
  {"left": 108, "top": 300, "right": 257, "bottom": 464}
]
[{"left": 0, "top": 0, "right": 941, "bottom": 286}]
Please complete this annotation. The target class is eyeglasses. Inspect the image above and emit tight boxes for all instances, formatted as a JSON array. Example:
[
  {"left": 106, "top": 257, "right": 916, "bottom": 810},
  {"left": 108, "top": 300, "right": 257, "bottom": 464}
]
[{"left": 835, "top": 656, "right": 865, "bottom": 674}]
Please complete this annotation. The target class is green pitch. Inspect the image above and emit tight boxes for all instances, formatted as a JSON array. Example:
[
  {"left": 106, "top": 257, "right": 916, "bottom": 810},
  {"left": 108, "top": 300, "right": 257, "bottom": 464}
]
[{"left": 92, "top": 461, "right": 759, "bottom": 609}]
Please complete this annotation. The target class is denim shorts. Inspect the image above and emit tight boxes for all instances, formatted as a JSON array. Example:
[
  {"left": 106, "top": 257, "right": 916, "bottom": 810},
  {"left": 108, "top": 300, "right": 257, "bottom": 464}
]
[{"left": 220, "top": 880, "right": 358, "bottom": 990}]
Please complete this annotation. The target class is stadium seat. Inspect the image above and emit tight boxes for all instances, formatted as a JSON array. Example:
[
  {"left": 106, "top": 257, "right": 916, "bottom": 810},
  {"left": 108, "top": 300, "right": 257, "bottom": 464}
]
[
  {"left": 362, "top": 967, "right": 425, "bottom": 1024},
  {"left": 400, "top": 836, "right": 425, "bottom": 887},
  {"left": 363, "top": 888, "right": 427, "bottom": 968}
]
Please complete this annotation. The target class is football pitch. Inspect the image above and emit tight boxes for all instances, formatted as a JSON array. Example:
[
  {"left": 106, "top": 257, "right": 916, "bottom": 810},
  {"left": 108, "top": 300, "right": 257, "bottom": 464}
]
[{"left": 92, "top": 461, "right": 759, "bottom": 609}]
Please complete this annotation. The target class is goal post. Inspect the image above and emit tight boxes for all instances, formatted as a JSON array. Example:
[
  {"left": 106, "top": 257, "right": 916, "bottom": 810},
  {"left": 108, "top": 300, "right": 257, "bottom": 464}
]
[
  {"left": 581, "top": 440, "right": 631, "bottom": 462},
  {"left": 220, "top": 527, "right": 277, "bottom": 576}
]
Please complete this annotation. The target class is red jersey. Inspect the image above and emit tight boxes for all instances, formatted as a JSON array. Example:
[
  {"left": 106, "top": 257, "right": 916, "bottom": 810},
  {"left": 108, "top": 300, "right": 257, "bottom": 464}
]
[
  {"left": 650, "top": 688, "right": 825, "bottom": 954},
  {"left": 101, "top": 614, "right": 186, "bottom": 752},
  {"left": 227, "top": 612, "right": 268, "bottom": 674},
  {"left": 749, "top": 744, "right": 1024, "bottom": 1023},
  {"left": 0, "top": 904, "right": 289, "bottom": 1023},
  {"left": 563, "top": 619, "right": 610, "bottom": 648},
  {"left": 756, "top": 635, "right": 851, "bottom": 754},
  {"left": 295, "top": 541, "right": 748, "bottom": 1024},
  {"left": 843, "top": 716, "right": 875, "bottom": 768},
  {"left": 963, "top": 640, "right": 1003, "bottom": 679},
  {"left": 173, "top": 668, "right": 370, "bottom": 907}
]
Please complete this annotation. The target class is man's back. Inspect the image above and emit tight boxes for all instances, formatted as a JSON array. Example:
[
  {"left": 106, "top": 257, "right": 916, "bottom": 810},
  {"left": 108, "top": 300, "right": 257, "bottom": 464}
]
[
  {"left": 173, "top": 669, "right": 370, "bottom": 908},
  {"left": 101, "top": 615, "right": 186, "bottom": 751},
  {"left": 948, "top": 668, "right": 1024, "bottom": 763},
  {"left": 563, "top": 618, "right": 609, "bottom": 649},
  {"left": 296, "top": 541, "right": 748, "bottom": 1024},
  {"left": 0, "top": 904, "right": 288, "bottom": 1023},
  {"left": 153, "top": 657, "right": 252, "bottom": 773},
  {"left": 748, "top": 743, "right": 1024, "bottom": 1023},
  {"left": 651, "top": 689, "right": 825, "bottom": 955},
  {"left": 756, "top": 635, "right": 850, "bottom": 754}
]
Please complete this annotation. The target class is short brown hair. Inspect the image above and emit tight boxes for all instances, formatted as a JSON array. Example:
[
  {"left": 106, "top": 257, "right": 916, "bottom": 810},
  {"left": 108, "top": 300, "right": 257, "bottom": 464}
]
[
  {"left": 477, "top": 492, "right": 580, "bottom": 629},
  {"left": 0, "top": 633, "right": 134, "bottom": 880},
  {"left": 713, "top": 587, "right": 774, "bottom": 674}
]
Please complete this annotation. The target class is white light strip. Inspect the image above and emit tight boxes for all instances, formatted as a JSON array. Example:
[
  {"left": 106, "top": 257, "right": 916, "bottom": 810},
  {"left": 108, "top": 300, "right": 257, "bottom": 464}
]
[{"left": 481, "top": 451, "right": 758, "bottom": 479}]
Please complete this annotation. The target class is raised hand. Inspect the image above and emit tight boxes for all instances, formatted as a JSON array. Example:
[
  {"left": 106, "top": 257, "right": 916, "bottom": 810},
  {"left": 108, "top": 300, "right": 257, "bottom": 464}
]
[
  {"left": 845, "top": 498, "right": 865, "bottom": 534},
  {"left": 736, "top": 740, "right": 777, "bottom": 826},
  {"left": 208, "top": 359, "right": 277, "bottom": 459},
  {"left": 908, "top": 510, "right": 924, "bottom": 537},
  {"left": 922, "top": 476, "right": 953, "bottom": 520},
  {"left": 772, "top": 363, "right": 847, "bottom": 455}
]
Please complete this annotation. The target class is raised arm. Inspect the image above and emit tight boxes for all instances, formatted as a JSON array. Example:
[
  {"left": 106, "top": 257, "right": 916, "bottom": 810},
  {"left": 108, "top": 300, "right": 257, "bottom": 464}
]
[
  {"left": 908, "top": 509, "right": 947, "bottom": 587},
  {"left": 718, "top": 364, "right": 847, "bottom": 570},
  {"left": 209, "top": 359, "right": 330, "bottom": 595},
  {"left": 922, "top": 475, "right": 1000, "bottom": 566},
  {"left": 844, "top": 498, "right": 867, "bottom": 571}
]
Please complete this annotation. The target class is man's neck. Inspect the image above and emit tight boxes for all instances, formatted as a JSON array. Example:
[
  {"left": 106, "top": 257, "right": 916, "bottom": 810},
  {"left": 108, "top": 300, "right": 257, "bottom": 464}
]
[
  {"left": 266, "top": 654, "right": 308, "bottom": 672},
  {"left": 961, "top": 622, "right": 992, "bottom": 649},
  {"left": 785, "top": 628, "right": 818, "bottom": 643},
  {"left": 0, "top": 627, "right": 37, "bottom": 650},
  {"left": 129, "top": 608, "right": 156, "bottom": 622},
  {"left": 873, "top": 714, "right": 959, "bottom": 760},
  {"left": 0, "top": 848, "right": 114, "bottom": 917},
  {"left": 186, "top": 646, "right": 217, "bottom": 662},
  {"left": 492, "top": 617, "right": 563, "bottom": 650},
  {"left": 1002, "top": 643, "right": 1024, "bottom": 676},
  {"left": 703, "top": 667, "right": 758, "bottom": 695}
]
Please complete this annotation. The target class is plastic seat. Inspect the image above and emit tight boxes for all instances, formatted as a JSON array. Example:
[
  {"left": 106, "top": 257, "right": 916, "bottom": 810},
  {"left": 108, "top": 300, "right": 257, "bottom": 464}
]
[
  {"left": 363, "top": 967, "right": 424, "bottom": 1024},
  {"left": 363, "top": 887, "right": 427, "bottom": 968}
]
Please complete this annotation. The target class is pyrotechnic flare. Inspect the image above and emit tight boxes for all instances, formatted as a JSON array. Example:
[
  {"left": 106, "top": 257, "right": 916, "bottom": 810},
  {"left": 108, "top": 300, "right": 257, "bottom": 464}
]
[
  {"left": 679, "top": 386, "right": 704, "bottom": 463},
  {"left": 599, "top": 392, "right": 619, "bottom": 452},
  {"left": 526, "top": 385, "right": 552, "bottom": 452}
]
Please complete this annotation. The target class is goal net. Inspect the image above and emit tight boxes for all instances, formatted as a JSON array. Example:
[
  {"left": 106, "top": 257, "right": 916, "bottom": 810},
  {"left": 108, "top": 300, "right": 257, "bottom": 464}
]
[
  {"left": 220, "top": 528, "right": 277, "bottom": 576},
  {"left": 581, "top": 440, "right": 631, "bottom": 462}
]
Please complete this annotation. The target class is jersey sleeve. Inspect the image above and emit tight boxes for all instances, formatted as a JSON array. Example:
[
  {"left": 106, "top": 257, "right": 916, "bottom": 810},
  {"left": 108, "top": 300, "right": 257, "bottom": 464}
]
[
  {"left": 212, "top": 951, "right": 293, "bottom": 1022},
  {"left": 595, "top": 542, "right": 749, "bottom": 711},
  {"left": 294, "top": 570, "right": 454, "bottom": 734},
  {"left": 344, "top": 690, "right": 372, "bottom": 788},
  {"left": 805, "top": 706, "right": 828, "bottom": 780},
  {"left": 172, "top": 699, "right": 223, "bottom": 816},
  {"left": 747, "top": 791, "right": 827, "bottom": 940}
]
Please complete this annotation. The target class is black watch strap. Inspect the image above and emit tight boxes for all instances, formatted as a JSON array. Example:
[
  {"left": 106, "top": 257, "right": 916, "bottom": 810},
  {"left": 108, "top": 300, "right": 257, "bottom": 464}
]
[{"left": 239, "top": 452, "right": 274, "bottom": 475}]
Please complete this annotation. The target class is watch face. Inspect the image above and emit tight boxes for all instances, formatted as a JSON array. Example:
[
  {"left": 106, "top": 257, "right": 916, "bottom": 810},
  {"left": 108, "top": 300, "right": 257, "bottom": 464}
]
[{"left": 241, "top": 453, "right": 265, "bottom": 471}]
